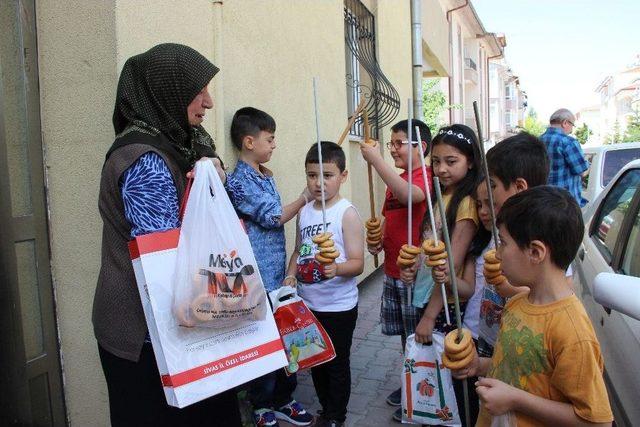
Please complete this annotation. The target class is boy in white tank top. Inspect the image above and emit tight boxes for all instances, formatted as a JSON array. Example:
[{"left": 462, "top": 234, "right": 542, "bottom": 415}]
[{"left": 284, "top": 141, "right": 364, "bottom": 427}]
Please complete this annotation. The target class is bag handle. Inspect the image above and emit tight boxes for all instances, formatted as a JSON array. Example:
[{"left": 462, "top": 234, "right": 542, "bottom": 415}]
[{"left": 178, "top": 176, "right": 194, "bottom": 221}]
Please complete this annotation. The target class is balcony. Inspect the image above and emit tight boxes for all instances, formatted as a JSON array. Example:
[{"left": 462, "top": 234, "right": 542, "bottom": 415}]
[{"left": 464, "top": 57, "right": 478, "bottom": 85}]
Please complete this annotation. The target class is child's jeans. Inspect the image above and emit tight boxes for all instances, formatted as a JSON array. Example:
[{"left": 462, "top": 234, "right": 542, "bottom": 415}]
[{"left": 248, "top": 369, "right": 297, "bottom": 410}]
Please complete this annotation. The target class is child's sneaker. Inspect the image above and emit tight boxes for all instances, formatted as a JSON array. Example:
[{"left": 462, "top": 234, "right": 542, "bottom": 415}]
[
  {"left": 274, "top": 400, "right": 313, "bottom": 426},
  {"left": 253, "top": 408, "right": 280, "bottom": 427},
  {"left": 386, "top": 388, "right": 401, "bottom": 406}
]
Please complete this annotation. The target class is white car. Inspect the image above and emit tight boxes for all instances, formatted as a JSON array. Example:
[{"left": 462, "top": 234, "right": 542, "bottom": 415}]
[
  {"left": 573, "top": 159, "right": 640, "bottom": 426},
  {"left": 582, "top": 142, "right": 640, "bottom": 208}
]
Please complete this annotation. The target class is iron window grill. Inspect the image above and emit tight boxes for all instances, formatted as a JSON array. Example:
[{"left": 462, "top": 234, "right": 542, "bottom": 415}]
[{"left": 344, "top": 0, "right": 400, "bottom": 139}]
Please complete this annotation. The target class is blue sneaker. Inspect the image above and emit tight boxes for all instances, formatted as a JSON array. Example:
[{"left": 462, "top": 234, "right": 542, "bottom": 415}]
[
  {"left": 274, "top": 400, "right": 313, "bottom": 426},
  {"left": 253, "top": 408, "right": 280, "bottom": 427}
]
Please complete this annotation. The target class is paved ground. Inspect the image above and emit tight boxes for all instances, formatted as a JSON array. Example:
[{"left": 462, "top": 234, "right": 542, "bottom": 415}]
[{"left": 289, "top": 268, "right": 407, "bottom": 427}]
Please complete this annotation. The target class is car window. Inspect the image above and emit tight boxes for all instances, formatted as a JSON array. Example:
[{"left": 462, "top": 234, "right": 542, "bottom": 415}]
[
  {"left": 602, "top": 148, "right": 640, "bottom": 187},
  {"left": 591, "top": 169, "right": 640, "bottom": 261},
  {"left": 582, "top": 152, "right": 596, "bottom": 190},
  {"left": 621, "top": 208, "right": 640, "bottom": 277}
]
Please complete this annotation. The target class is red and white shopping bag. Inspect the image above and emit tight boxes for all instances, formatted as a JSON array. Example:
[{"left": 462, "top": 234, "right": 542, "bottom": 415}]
[
  {"left": 401, "top": 333, "right": 460, "bottom": 425},
  {"left": 129, "top": 160, "right": 287, "bottom": 408},
  {"left": 269, "top": 287, "right": 335, "bottom": 375}
]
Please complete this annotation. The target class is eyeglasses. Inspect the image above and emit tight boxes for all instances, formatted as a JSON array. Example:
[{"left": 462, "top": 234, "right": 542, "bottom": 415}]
[
  {"left": 566, "top": 120, "right": 576, "bottom": 127},
  {"left": 386, "top": 140, "right": 407, "bottom": 150},
  {"left": 385, "top": 140, "right": 420, "bottom": 150}
]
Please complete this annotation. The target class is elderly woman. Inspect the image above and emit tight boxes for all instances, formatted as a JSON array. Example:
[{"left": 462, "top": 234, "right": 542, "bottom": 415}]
[{"left": 92, "top": 43, "right": 240, "bottom": 426}]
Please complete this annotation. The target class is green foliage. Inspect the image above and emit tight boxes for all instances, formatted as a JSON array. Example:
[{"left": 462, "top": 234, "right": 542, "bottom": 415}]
[
  {"left": 575, "top": 123, "right": 592, "bottom": 145},
  {"left": 422, "top": 78, "right": 460, "bottom": 133},
  {"left": 604, "top": 120, "right": 622, "bottom": 145},
  {"left": 520, "top": 111, "right": 546, "bottom": 136},
  {"left": 623, "top": 108, "right": 640, "bottom": 143}
]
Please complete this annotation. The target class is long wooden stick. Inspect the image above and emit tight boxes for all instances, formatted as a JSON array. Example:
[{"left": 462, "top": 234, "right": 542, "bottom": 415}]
[
  {"left": 433, "top": 176, "right": 470, "bottom": 425},
  {"left": 473, "top": 101, "right": 500, "bottom": 249},
  {"left": 363, "top": 110, "right": 379, "bottom": 268},
  {"left": 415, "top": 126, "right": 450, "bottom": 325},
  {"left": 337, "top": 97, "right": 367, "bottom": 146},
  {"left": 407, "top": 99, "right": 413, "bottom": 305},
  {"left": 313, "top": 78, "right": 327, "bottom": 230}
]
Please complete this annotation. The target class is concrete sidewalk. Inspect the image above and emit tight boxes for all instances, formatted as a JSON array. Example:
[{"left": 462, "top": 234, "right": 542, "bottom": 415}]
[{"left": 290, "top": 268, "right": 405, "bottom": 427}]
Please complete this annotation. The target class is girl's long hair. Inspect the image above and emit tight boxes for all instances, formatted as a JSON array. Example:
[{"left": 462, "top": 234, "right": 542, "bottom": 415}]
[
  {"left": 421, "top": 124, "right": 482, "bottom": 238},
  {"left": 469, "top": 175, "right": 492, "bottom": 256}
]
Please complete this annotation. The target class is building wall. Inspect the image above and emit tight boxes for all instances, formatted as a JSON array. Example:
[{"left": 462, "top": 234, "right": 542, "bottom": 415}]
[{"left": 36, "top": 0, "right": 411, "bottom": 424}]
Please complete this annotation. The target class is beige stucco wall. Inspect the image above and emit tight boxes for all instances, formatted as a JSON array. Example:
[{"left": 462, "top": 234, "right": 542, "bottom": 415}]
[
  {"left": 37, "top": 0, "right": 412, "bottom": 424},
  {"left": 422, "top": 0, "right": 450, "bottom": 77}
]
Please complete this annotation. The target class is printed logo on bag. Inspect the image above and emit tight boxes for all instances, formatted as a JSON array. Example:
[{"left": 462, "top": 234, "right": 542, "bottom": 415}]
[{"left": 209, "top": 249, "right": 244, "bottom": 273}]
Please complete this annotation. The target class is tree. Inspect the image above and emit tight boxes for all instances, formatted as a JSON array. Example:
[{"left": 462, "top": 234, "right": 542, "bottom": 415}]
[
  {"left": 520, "top": 110, "right": 545, "bottom": 136},
  {"left": 575, "top": 123, "right": 592, "bottom": 145},
  {"left": 623, "top": 108, "right": 640, "bottom": 142},
  {"left": 604, "top": 120, "right": 622, "bottom": 145},
  {"left": 422, "top": 78, "right": 460, "bottom": 133}
]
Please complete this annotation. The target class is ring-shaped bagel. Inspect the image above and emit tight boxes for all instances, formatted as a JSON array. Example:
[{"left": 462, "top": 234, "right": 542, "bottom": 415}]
[
  {"left": 444, "top": 328, "right": 473, "bottom": 355},
  {"left": 426, "top": 258, "right": 447, "bottom": 267},
  {"left": 315, "top": 254, "right": 335, "bottom": 264},
  {"left": 447, "top": 339, "right": 474, "bottom": 361},
  {"left": 483, "top": 249, "right": 498, "bottom": 264},
  {"left": 486, "top": 275, "right": 507, "bottom": 286},
  {"left": 483, "top": 268, "right": 503, "bottom": 279},
  {"left": 366, "top": 237, "right": 381, "bottom": 246},
  {"left": 175, "top": 303, "right": 197, "bottom": 327},
  {"left": 402, "top": 244, "right": 422, "bottom": 255},
  {"left": 319, "top": 250, "right": 339, "bottom": 259},
  {"left": 396, "top": 256, "right": 416, "bottom": 267},
  {"left": 399, "top": 249, "right": 417, "bottom": 260},
  {"left": 319, "top": 239, "right": 335, "bottom": 248},
  {"left": 423, "top": 239, "right": 445, "bottom": 255},
  {"left": 367, "top": 230, "right": 382, "bottom": 239},
  {"left": 484, "top": 262, "right": 502, "bottom": 272},
  {"left": 312, "top": 232, "right": 332, "bottom": 244},
  {"left": 365, "top": 218, "right": 381, "bottom": 229},
  {"left": 191, "top": 294, "right": 216, "bottom": 322},
  {"left": 429, "top": 251, "right": 448, "bottom": 261},
  {"left": 442, "top": 348, "right": 475, "bottom": 370}
]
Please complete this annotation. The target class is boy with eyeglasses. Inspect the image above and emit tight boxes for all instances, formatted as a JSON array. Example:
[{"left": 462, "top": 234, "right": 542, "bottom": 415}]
[{"left": 359, "top": 119, "right": 432, "bottom": 421}]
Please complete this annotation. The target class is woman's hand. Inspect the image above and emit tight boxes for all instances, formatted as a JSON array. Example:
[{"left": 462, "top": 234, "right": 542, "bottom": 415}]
[
  {"left": 415, "top": 316, "right": 435, "bottom": 344},
  {"left": 432, "top": 264, "right": 448, "bottom": 283},
  {"left": 400, "top": 263, "right": 418, "bottom": 283},
  {"left": 323, "top": 262, "right": 337, "bottom": 279},
  {"left": 367, "top": 242, "right": 382, "bottom": 256},
  {"left": 186, "top": 157, "right": 226, "bottom": 183},
  {"left": 359, "top": 139, "right": 382, "bottom": 165},
  {"left": 283, "top": 275, "right": 297, "bottom": 287}
]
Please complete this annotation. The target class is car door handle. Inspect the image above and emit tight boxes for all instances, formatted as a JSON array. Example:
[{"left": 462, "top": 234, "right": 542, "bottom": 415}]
[{"left": 578, "top": 245, "right": 586, "bottom": 261}]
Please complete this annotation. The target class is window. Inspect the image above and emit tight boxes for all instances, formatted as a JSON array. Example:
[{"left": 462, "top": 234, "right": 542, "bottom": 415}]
[
  {"left": 602, "top": 148, "right": 640, "bottom": 187},
  {"left": 505, "top": 84, "right": 513, "bottom": 100},
  {"left": 344, "top": 0, "right": 400, "bottom": 139},
  {"left": 621, "top": 208, "right": 640, "bottom": 277},
  {"left": 591, "top": 170, "right": 640, "bottom": 261}
]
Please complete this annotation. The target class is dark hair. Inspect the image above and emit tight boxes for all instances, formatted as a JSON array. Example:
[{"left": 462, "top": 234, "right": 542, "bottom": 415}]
[
  {"left": 468, "top": 177, "right": 492, "bottom": 256},
  {"left": 425, "top": 124, "right": 482, "bottom": 236},
  {"left": 230, "top": 107, "right": 276, "bottom": 150},
  {"left": 487, "top": 132, "right": 549, "bottom": 189},
  {"left": 497, "top": 186, "right": 583, "bottom": 270},
  {"left": 305, "top": 141, "right": 346, "bottom": 172},
  {"left": 391, "top": 119, "right": 432, "bottom": 156}
]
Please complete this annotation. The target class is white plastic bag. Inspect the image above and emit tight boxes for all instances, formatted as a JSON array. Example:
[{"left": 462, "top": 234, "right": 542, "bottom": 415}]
[
  {"left": 401, "top": 333, "right": 461, "bottom": 425},
  {"left": 172, "top": 159, "right": 267, "bottom": 327}
]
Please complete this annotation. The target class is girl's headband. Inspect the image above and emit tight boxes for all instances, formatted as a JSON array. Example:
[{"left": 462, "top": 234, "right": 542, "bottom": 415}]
[{"left": 437, "top": 129, "right": 473, "bottom": 145}]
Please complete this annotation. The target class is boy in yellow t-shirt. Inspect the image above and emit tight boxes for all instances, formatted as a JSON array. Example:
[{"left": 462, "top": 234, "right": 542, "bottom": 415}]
[{"left": 452, "top": 186, "right": 613, "bottom": 427}]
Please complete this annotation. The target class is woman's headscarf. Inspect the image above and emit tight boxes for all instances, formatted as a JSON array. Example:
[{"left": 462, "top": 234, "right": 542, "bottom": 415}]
[{"left": 112, "top": 43, "right": 220, "bottom": 168}]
